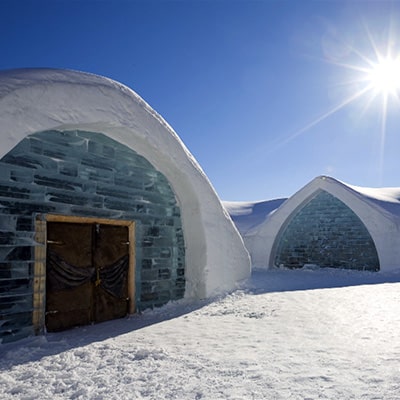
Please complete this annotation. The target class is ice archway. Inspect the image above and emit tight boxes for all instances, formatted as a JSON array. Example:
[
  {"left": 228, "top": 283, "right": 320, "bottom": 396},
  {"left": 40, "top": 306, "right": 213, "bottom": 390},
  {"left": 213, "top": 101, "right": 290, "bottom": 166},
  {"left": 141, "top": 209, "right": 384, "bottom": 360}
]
[{"left": 0, "top": 68, "right": 250, "bottom": 342}]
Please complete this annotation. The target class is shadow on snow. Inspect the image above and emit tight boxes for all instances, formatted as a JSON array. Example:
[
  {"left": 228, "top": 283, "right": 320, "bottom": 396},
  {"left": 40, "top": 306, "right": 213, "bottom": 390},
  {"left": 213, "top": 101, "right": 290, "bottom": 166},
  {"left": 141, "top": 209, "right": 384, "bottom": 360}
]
[{"left": 2, "top": 267, "right": 400, "bottom": 367}]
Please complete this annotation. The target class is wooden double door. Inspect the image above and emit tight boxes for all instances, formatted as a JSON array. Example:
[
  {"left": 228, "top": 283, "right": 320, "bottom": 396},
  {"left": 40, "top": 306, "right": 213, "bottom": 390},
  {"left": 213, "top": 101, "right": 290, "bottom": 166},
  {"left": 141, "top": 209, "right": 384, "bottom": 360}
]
[{"left": 46, "top": 221, "right": 131, "bottom": 332}]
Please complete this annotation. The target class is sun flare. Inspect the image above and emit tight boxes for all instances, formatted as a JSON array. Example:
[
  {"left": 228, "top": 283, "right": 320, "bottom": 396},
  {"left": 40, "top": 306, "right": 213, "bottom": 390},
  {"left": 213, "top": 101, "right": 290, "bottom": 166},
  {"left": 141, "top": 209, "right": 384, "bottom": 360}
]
[
  {"left": 271, "top": 21, "right": 400, "bottom": 185},
  {"left": 367, "top": 56, "right": 400, "bottom": 95}
]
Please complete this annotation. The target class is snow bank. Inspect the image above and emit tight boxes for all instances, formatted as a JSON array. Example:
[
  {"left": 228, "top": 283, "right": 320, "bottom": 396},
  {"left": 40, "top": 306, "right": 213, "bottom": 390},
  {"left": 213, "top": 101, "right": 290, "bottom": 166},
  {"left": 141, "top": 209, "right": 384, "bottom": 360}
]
[
  {"left": 0, "top": 68, "right": 250, "bottom": 298},
  {"left": 1, "top": 268, "right": 400, "bottom": 399}
]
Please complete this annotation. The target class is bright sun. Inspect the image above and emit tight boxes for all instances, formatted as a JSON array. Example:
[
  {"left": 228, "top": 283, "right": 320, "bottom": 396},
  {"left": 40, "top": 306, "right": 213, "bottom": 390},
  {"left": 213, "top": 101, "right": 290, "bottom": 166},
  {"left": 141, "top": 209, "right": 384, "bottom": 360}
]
[
  {"left": 367, "top": 56, "right": 400, "bottom": 95},
  {"left": 273, "top": 23, "right": 400, "bottom": 186}
]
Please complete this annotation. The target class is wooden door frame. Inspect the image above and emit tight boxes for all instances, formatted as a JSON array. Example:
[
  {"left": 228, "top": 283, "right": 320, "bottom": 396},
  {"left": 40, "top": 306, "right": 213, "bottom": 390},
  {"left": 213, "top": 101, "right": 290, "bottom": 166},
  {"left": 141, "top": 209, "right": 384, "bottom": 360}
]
[{"left": 33, "top": 214, "right": 136, "bottom": 335}]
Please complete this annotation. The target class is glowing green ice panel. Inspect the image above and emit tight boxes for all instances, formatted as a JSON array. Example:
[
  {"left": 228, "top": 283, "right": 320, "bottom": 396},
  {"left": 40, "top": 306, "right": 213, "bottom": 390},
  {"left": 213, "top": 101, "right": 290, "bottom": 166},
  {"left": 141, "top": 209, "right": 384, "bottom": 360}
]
[
  {"left": 0, "top": 130, "right": 186, "bottom": 343},
  {"left": 274, "top": 190, "right": 379, "bottom": 271}
]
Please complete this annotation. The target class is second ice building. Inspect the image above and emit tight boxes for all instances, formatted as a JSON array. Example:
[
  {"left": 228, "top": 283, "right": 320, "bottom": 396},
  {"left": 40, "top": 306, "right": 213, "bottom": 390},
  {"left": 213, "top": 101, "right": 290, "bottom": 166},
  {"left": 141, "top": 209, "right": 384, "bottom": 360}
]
[{"left": 228, "top": 176, "right": 400, "bottom": 272}]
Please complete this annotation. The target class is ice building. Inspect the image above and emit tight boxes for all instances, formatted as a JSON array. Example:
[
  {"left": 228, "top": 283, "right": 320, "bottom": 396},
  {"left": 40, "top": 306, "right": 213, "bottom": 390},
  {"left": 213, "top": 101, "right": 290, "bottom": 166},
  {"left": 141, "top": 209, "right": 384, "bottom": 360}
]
[
  {"left": 0, "top": 68, "right": 250, "bottom": 343},
  {"left": 229, "top": 176, "right": 400, "bottom": 271}
]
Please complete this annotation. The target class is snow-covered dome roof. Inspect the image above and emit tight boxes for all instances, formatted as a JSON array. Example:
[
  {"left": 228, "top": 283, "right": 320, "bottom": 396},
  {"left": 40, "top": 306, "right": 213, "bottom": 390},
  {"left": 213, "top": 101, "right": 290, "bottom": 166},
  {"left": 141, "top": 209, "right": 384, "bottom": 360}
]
[{"left": 0, "top": 68, "right": 251, "bottom": 297}]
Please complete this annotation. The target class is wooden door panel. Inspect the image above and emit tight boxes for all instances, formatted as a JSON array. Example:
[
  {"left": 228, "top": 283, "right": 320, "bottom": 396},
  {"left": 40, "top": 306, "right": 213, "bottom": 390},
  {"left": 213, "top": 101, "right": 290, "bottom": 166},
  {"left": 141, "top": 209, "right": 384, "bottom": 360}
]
[
  {"left": 94, "top": 286, "right": 127, "bottom": 323},
  {"left": 94, "top": 224, "right": 129, "bottom": 267},
  {"left": 93, "top": 224, "right": 129, "bottom": 323},
  {"left": 46, "top": 223, "right": 93, "bottom": 332},
  {"left": 45, "top": 282, "right": 93, "bottom": 332},
  {"left": 47, "top": 222, "right": 92, "bottom": 266},
  {"left": 45, "top": 221, "right": 130, "bottom": 332}
]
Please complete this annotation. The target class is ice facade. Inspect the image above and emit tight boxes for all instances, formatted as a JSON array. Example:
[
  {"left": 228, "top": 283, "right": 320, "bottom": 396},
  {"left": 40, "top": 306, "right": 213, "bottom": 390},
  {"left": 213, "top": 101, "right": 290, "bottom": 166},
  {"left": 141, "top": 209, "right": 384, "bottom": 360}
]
[
  {"left": 0, "top": 129, "right": 185, "bottom": 343},
  {"left": 274, "top": 190, "right": 380, "bottom": 271}
]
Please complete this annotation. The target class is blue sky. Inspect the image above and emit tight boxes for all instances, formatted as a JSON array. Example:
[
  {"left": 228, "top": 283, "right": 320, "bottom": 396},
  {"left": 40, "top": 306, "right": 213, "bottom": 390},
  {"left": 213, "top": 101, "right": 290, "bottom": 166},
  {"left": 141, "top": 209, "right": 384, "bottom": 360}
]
[{"left": 1, "top": 1, "right": 400, "bottom": 201}]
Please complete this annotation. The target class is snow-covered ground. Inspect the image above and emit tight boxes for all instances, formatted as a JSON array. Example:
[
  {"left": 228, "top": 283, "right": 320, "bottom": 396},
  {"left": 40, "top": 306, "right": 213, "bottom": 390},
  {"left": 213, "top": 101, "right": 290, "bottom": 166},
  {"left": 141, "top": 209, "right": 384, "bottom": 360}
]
[{"left": 2, "top": 267, "right": 400, "bottom": 400}]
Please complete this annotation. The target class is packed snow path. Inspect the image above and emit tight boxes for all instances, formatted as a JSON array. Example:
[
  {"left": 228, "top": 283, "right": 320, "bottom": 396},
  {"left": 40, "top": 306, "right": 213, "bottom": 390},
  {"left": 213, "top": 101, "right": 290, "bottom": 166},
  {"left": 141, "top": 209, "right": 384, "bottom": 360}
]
[{"left": 1, "top": 268, "right": 400, "bottom": 399}]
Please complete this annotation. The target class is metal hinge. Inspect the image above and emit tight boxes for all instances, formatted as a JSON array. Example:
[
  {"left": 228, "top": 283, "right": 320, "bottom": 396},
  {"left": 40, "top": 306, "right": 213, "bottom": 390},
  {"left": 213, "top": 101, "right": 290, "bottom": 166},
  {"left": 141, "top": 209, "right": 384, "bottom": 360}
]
[
  {"left": 45, "top": 310, "right": 59, "bottom": 315},
  {"left": 47, "top": 240, "right": 64, "bottom": 245}
]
